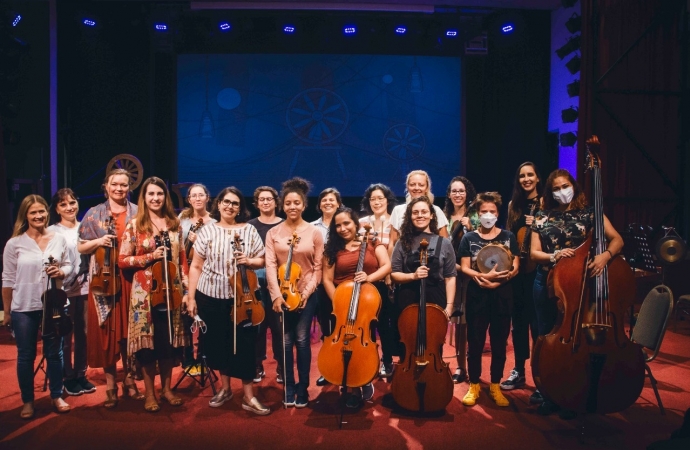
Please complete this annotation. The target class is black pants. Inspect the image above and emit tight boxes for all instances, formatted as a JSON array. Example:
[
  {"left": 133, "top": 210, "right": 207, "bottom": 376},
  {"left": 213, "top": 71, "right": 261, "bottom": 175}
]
[
  {"left": 375, "top": 282, "right": 400, "bottom": 364},
  {"left": 255, "top": 268, "right": 283, "bottom": 369},
  {"left": 315, "top": 284, "right": 334, "bottom": 338},
  {"left": 510, "top": 270, "right": 538, "bottom": 371}
]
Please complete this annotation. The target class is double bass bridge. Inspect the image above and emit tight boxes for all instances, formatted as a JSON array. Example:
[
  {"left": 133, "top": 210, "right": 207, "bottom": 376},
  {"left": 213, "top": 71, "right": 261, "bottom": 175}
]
[{"left": 582, "top": 323, "right": 611, "bottom": 346}]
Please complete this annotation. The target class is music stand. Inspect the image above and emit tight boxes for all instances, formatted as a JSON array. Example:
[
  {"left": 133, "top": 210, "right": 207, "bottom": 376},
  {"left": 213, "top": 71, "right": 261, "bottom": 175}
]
[{"left": 622, "top": 224, "right": 658, "bottom": 273}]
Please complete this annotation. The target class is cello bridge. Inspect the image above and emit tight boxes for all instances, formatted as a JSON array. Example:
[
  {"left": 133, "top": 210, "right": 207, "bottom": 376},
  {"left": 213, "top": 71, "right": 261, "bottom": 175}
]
[{"left": 415, "top": 361, "right": 429, "bottom": 368}]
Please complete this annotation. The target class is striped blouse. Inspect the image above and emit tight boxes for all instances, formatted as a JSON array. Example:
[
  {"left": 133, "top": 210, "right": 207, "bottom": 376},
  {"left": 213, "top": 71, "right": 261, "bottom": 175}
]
[{"left": 193, "top": 222, "right": 265, "bottom": 299}]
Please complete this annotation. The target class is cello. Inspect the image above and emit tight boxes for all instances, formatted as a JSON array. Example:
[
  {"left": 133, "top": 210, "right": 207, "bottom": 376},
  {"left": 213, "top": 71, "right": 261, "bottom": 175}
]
[
  {"left": 42, "top": 256, "right": 73, "bottom": 337},
  {"left": 230, "top": 232, "right": 265, "bottom": 327},
  {"left": 318, "top": 224, "right": 381, "bottom": 388},
  {"left": 150, "top": 230, "right": 183, "bottom": 345},
  {"left": 278, "top": 231, "right": 302, "bottom": 311},
  {"left": 531, "top": 136, "right": 645, "bottom": 414},
  {"left": 90, "top": 216, "right": 120, "bottom": 296},
  {"left": 391, "top": 239, "right": 454, "bottom": 413}
]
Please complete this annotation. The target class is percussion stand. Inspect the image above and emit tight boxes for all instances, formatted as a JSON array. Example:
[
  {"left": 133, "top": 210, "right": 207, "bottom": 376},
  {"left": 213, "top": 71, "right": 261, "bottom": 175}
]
[
  {"left": 172, "top": 331, "right": 218, "bottom": 395},
  {"left": 34, "top": 355, "right": 49, "bottom": 392}
]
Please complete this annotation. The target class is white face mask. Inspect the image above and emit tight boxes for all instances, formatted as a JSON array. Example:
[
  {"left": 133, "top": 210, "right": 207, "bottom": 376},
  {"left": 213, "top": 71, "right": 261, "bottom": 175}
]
[
  {"left": 479, "top": 213, "right": 497, "bottom": 229},
  {"left": 552, "top": 186, "right": 574, "bottom": 205}
]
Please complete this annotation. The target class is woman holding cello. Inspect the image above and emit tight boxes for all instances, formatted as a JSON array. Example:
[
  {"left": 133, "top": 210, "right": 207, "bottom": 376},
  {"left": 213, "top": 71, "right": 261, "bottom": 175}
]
[
  {"left": 186, "top": 187, "right": 270, "bottom": 415},
  {"left": 266, "top": 177, "right": 324, "bottom": 408},
  {"left": 321, "top": 207, "right": 391, "bottom": 407},
  {"left": 2, "top": 195, "right": 73, "bottom": 418},
  {"left": 500, "top": 163, "right": 541, "bottom": 392},
  {"left": 118, "top": 177, "right": 190, "bottom": 412},
  {"left": 78, "top": 168, "right": 143, "bottom": 408}
]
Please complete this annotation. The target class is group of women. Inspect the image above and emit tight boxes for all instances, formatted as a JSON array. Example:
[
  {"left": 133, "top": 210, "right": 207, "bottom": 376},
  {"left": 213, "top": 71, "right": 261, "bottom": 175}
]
[{"left": 2, "top": 161, "right": 625, "bottom": 418}]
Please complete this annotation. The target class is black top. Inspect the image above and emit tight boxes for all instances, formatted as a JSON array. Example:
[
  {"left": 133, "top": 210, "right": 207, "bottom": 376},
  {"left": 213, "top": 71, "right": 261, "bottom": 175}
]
[
  {"left": 459, "top": 229, "right": 519, "bottom": 275},
  {"left": 247, "top": 217, "right": 284, "bottom": 244}
]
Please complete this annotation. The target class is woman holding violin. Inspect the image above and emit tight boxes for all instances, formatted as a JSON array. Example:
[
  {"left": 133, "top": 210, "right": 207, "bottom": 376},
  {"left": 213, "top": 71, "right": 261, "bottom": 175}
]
[
  {"left": 2, "top": 195, "right": 74, "bottom": 418},
  {"left": 529, "top": 168, "right": 624, "bottom": 415},
  {"left": 500, "top": 162, "right": 541, "bottom": 392},
  {"left": 48, "top": 188, "right": 95, "bottom": 396},
  {"left": 459, "top": 192, "right": 519, "bottom": 408},
  {"left": 266, "top": 177, "right": 324, "bottom": 408},
  {"left": 358, "top": 183, "right": 397, "bottom": 378},
  {"left": 178, "top": 183, "right": 215, "bottom": 375},
  {"left": 118, "top": 177, "right": 190, "bottom": 413},
  {"left": 321, "top": 207, "right": 391, "bottom": 407},
  {"left": 78, "top": 168, "right": 143, "bottom": 408},
  {"left": 186, "top": 187, "right": 269, "bottom": 414},
  {"left": 443, "top": 176, "right": 477, "bottom": 384}
]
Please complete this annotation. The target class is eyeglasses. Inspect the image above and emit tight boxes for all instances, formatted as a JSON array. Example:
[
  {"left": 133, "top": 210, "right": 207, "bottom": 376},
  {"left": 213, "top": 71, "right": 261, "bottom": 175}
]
[
  {"left": 189, "top": 194, "right": 207, "bottom": 199},
  {"left": 450, "top": 189, "right": 466, "bottom": 195},
  {"left": 369, "top": 196, "right": 386, "bottom": 202},
  {"left": 221, "top": 200, "right": 240, "bottom": 208},
  {"left": 257, "top": 197, "right": 275, "bottom": 203},
  {"left": 411, "top": 210, "right": 431, "bottom": 217}
]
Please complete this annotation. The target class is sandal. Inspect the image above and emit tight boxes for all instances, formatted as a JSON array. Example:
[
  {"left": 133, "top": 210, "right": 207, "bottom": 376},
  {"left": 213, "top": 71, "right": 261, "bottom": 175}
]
[
  {"left": 20, "top": 402, "right": 35, "bottom": 419},
  {"left": 123, "top": 380, "right": 145, "bottom": 401},
  {"left": 144, "top": 395, "right": 160, "bottom": 413},
  {"left": 104, "top": 387, "right": 119, "bottom": 409},
  {"left": 160, "top": 390, "right": 183, "bottom": 407}
]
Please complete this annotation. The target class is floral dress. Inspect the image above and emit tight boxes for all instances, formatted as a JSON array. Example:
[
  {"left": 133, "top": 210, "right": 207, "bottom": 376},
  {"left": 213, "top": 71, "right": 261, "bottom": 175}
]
[{"left": 118, "top": 219, "right": 190, "bottom": 355}]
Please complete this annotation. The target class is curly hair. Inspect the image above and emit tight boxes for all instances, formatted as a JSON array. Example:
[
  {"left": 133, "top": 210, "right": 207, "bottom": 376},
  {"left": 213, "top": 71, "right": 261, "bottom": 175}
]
[
  {"left": 507, "top": 162, "right": 542, "bottom": 230},
  {"left": 542, "top": 169, "right": 587, "bottom": 211},
  {"left": 280, "top": 177, "right": 311, "bottom": 209},
  {"left": 211, "top": 186, "right": 251, "bottom": 223},
  {"left": 399, "top": 196, "right": 439, "bottom": 253},
  {"left": 252, "top": 186, "right": 280, "bottom": 213},
  {"left": 443, "top": 176, "right": 476, "bottom": 219},
  {"left": 49, "top": 188, "right": 78, "bottom": 226},
  {"left": 324, "top": 207, "right": 360, "bottom": 266},
  {"left": 360, "top": 183, "right": 397, "bottom": 215}
]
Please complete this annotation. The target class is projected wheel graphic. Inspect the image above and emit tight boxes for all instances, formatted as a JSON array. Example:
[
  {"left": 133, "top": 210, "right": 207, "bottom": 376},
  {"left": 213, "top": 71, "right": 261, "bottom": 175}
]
[
  {"left": 107, "top": 154, "right": 144, "bottom": 190},
  {"left": 383, "top": 124, "right": 425, "bottom": 163},
  {"left": 287, "top": 88, "right": 349, "bottom": 144}
]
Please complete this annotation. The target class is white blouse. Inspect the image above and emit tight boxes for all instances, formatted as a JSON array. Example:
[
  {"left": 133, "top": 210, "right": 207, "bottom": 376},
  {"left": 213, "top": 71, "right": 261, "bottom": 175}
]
[
  {"left": 48, "top": 223, "right": 89, "bottom": 297},
  {"left": 2, "top": 233, "right": 74, "bottom": 312}
]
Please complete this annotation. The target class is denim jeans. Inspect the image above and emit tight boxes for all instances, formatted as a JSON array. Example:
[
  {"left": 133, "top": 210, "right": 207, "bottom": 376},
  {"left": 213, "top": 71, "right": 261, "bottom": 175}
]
[
  {"left": 282, "top": 292, "right": 318, "bottom": 397},
  {"left": 12, "top": 310, "right": 64, "bottom": 402},
  {"left": 533, "top": 270, "right": 558, "bottom": 337}
]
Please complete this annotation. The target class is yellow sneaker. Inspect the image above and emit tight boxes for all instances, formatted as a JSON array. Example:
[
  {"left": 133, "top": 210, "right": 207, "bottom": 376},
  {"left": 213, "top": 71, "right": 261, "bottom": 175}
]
[
  {"left": 462, "top": 383, "right": 481, "bottom": 406},
  {"left": 489, "top": 383, "right": 509, "bottom": 407}
]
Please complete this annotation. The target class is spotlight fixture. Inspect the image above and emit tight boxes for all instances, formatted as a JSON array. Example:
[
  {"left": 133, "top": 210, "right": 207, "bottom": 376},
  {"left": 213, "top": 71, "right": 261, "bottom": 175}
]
[
  {"left": 343, "top": 26, "right": 356, "bottom": 35},
  {"left": 555, "top": 35, "right": 581, "bottom": 60},
  {"left": 446, "top": 30, "right": 458, "bottom": 37},
  {"left": 154, "top": 23, "right": 168, "bottom": 31},
  {"left": 395, "top": 26, "right": 407, "bottom": 35},
  {"left": 560, "top": 132, "right": 577, "bottom": 147},
  {"left": 567, "top": 79, "right": 580, "bottom": 97},
  {"left": 82, "top": 19, "right": 96, "bottom": 27},
  {"left": 565, "top": 54, "right": 581, "bottom": 74},
  {"left": 219, "top": 22, "right": 231, "bottom": 31},
  {"left": 561, "top": 0, "right": 578, "bottom": 7},
  {"left": 565, "top": 13, "right": 581, "bottom": 34},
  {"left": 501, "top": 24, "right": 514, "bottom": 34},
  {"left": 12, "top": 14, "right": 21, "bottom": 27},
  {"left": 283, "top": 25, "right": 295, "bottom": 34},
  {"left": 561, "top": 106, "right": 579, "bottom": 123}
]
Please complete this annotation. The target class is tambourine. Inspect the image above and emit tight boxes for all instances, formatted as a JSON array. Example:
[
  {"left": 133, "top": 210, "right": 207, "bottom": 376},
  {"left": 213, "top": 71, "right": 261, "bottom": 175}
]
[{"left": 476, "top": 243, "right": 514, "bottom": 273}]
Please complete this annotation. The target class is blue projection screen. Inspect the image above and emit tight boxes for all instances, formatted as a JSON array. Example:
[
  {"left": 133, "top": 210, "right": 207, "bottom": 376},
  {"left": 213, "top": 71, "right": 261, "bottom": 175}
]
[{"left": 177, "top": 54, "right": 461, "bottom": 197}]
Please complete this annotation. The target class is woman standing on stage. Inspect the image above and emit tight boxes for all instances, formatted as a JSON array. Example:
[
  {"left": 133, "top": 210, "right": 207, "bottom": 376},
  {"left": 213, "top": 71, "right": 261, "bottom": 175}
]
[
  {"left": 459, "top": 192, "right": 519, "bottom": 408},
  {"left": 118, "top": 177, "right": 190, "bottom": 413},
  {"left": 443, "top": 176, "right": 477, "bottom": 384},
  {"left": 529, "top": 169, "right": 623, "bottom": 415},
  {"left": 186, "top": 187, "right": 270, "bottom": 415},
  {"left": 500, "top": 163, "right": 541, "bottom": 392},
  {"left": 248, "top": 186, "right": 284, "bottom": 384},
  {"left": 322, "top": 207, "right": 391, "bottom": 407},
  {"left": 78, "top": 168, "right": 143, "bottom": 408},
  {"left": 266, "top": 177, "right": 324, "bottom": 408},
  {"left": 3, "top": 195, "right": 73, "bottom": 418},
  {"left": 178, "top": 183, "right": 215, "bottom": 375},
  {"left": 358, "top": 183, "right": 397, "bottom": 378},
  {"left": 48, "top": 188, "right": 95, "bottom": 396}
]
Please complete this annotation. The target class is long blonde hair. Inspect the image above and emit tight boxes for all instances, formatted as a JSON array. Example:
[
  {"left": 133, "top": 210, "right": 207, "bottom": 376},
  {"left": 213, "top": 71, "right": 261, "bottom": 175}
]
[
  {"left": 12, "top": 195, "right": 50, "bottom": 237},
  {"left": 135, "top": 177, "right": 180, "bottom": 234},
  {"left": 405, "top": 169, "right": 434, "bottom": 203}
]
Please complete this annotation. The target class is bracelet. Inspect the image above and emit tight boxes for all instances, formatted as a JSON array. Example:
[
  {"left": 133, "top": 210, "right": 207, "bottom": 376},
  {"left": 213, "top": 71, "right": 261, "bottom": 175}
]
[{"left": 605, "top": 250, "right": 613, "bottom": 259}]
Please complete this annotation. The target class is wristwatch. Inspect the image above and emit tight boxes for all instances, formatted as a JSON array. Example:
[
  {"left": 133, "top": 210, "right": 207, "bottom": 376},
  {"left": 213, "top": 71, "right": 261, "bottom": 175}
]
[{"left": 550, "top": 250, "right": 561, "bottom": 264}]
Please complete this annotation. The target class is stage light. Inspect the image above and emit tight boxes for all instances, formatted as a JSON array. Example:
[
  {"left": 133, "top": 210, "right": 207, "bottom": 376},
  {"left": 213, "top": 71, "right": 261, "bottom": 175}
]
[
  {"left": 283, "top": 25, "right": 295, "bottom": 34},
  {"left": 567, "top": 79, "right": 580, "bottom": 97},
  {"left": 83, "top": 19, "right": 96, "bottom": 27},
  {"left": 501, "top": 24, "right": 514, "bottom": 34},
  {"left": 561, "top": 0, "right": 578, "bottom": 7},
  {"left": 446, "top": 30, "right": 458, "bottom": 37},
  {"left": 395, "top": 26, "right": 407, "bottom": 35},
  {"left": 344, "top": 26, "right": 356, "bottom": 35},
  {"left": 566, "top": 54, "right": 581, "bottom": 74},
  {"left": 154, "top": 23, "right": 168, "bottom": 31},
  {"left": 12, "top": 15, "right": 21, "bottom": 27},
  {"left": 560, "top": 132, "right": 577, "bottom": 147},
  {"left": 561, "top": 107, "right": 579, "bottom": 123},
  {"left": 219, "top": 22, "right": 231, "bottom": 31},
  {"left": 565, "top": 13, "right": 581, "bottom": 34},
  {"left": 556, "top": 35, "right": 581, "bottom": 60}
]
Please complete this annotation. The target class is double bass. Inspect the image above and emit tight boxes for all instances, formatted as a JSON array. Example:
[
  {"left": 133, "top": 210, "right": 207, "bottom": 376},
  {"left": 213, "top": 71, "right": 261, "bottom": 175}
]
[
  {"left": 90, "top": 216, "right": 120, "bottom": 296},
  {"left": 230, "top": 233, "right": 265, "bottom": 327},
  {"left": 42, "top": 256, "right": 73, "bottom": 337},
  {"left": 391, "top": 239, "right": 454, "bottom": 412},
  {"left": 278, "top": 231, "right": 302, "bottom": 311},
  {"left": 150, "top": 230, "right": 183, "bottom": 344},
  {"left": 318, "top": 224, "right": 381, "bottom": 388},
  {"left": 531, "top": 136, "right": 645, "bottom": 414}
]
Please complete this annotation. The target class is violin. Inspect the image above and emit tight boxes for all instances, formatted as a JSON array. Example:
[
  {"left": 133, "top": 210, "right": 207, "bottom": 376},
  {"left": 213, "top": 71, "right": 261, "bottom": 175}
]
[
  {"left": 184, "top": 218, "right": 204, "bottom": 261},
  {"left": 318, "top": 224, "right": 381, "bottom": 388},
  {"left": 230, "top": 233, "right": 264, "bottom": 327},
  {"left": 391, "top": 239, "right": 454, "bottom": 412},
  {"left": 90, "top": 216, "right": 121, "bottom": 296},
  {"left": 516, "top": 203, "right": 538, "bottom": 273},
  {"left": 278, "top": 231, "right": 302, "bottom": 311},
  {"left": 42, "top": 256, "right": 73, "bottom": 337},
  {"left": 150, "top": 230, "right": 183, "bottom": 344},
  {"left": 531, "top": 136, "right": 645, "bottom": 414}
]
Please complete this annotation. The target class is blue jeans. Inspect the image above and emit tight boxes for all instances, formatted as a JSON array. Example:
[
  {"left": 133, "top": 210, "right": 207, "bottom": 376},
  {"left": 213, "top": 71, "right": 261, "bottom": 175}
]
[
  {"left": 12, "top": 310, "right": 64, "bottom": 402},
  {"left": 533, "top": 270, "right": 557, "bottom": 337},
  {"left": 282, "top": 292, "right": 318, "bottom": 397}
]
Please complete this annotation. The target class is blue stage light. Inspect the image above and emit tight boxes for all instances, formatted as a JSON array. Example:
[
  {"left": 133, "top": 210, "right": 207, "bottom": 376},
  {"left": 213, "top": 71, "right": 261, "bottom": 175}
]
[
  {"left": 446, "top": 30, "right": 458, "bottom": 37},
  {"left": 83, "top": 19, "right": 96, "bottom": 27},
  {"left": 219, "top": 22, "right": 231, "bottom": 31},
  {"left": 395, "top": 26, "right": 407, "bottom": 35},
  {"left": 502, "top": 24, "right": 514, "bottom": 34},
  {"left": 12, "top": 15, "right": 21, "bottom": 27},
  {"left": 283, "top": 25, "right": 295, "bottom": 34},
  {"left": 155, "top": 23, "right": 168, "bottom": 31},
  {"left": 344, "top": 26, "right": 356, "bottom": 35}
]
